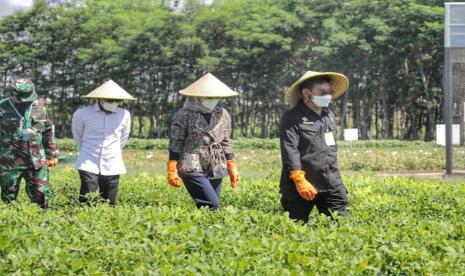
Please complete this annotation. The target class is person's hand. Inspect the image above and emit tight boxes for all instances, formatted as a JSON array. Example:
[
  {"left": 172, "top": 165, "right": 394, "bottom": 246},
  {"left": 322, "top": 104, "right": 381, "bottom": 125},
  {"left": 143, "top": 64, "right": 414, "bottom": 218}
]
[
  {"left": 227, "top": 160, "right": 240, "bottom": 188},
  {"left": 167, "top": 160, "right": 181, "bottom": 188},
  {"left": 289, "top": 170, "right": 317, "bottom": 201},
  {"left": 47, "top": 158, "right": 58, "bottom": 168}
]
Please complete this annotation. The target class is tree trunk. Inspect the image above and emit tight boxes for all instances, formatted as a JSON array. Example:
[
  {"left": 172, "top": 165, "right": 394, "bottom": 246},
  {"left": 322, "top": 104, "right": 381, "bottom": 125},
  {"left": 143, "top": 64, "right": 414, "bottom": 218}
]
[{"left": 339, "top": 89, "right": 349, "bottom": 140}]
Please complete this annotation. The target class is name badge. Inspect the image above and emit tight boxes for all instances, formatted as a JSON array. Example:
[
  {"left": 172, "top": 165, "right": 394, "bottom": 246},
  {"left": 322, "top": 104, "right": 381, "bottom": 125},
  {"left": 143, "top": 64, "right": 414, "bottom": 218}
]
[{"left": 324, "top": 132, "right": 336, "bottom": 146}]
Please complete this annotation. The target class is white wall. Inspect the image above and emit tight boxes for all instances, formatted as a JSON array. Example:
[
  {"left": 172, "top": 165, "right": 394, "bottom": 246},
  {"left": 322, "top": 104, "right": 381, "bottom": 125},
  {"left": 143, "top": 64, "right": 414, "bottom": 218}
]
[{"left": 436, "top": 124, "right": 460, "bottom": 146}]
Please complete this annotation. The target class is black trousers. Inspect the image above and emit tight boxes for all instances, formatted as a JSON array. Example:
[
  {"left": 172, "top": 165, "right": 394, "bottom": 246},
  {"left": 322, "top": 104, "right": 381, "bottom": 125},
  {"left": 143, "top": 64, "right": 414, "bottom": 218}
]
[
  {"left": 281, "top": 185, "right": 349, "bottom": 223},
  {"left": 182, "top": 176, "right": 222, "bottom": 210},
  {"left": 78, "top": 170, "right": 120, "bottom": 205}
]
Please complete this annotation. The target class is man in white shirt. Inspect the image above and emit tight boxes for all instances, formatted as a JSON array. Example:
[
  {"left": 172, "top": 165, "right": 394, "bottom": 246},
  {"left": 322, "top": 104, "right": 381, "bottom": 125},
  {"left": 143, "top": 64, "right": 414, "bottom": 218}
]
[{"left": 72, "top": 80, "right": 135, "bottom": 205}]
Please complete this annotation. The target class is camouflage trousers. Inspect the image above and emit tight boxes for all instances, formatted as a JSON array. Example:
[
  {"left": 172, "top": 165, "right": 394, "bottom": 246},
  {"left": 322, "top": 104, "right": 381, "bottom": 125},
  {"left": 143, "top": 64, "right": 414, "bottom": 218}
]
[{"left": 0, "top": 166, "right": 49, "bottom": 209}]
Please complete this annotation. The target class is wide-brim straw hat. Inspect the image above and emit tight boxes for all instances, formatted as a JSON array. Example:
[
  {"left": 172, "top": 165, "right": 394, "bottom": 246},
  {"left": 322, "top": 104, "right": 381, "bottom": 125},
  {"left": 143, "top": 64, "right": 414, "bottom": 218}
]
[
  {"left": 285, "top": 71, "right": 349, "bottom": 106},
  {"left": 179, "top": 73, "right": 239, "bottom": 98},
  {"left": 82, "top": 80, "right": 136, "bottom": 100}
]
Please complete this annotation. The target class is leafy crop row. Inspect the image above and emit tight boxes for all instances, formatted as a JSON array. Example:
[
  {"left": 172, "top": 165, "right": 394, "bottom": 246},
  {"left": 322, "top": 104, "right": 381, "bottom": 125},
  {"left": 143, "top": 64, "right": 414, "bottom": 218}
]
[
  {"left": 1, "top": 167, "right": 464, "bottom": 274},
  {"left": 57, "top": 138, "right": 441, "bottom": 151},
  {"left": 60, "top": 146, "right": 465, "bottom": 173}
]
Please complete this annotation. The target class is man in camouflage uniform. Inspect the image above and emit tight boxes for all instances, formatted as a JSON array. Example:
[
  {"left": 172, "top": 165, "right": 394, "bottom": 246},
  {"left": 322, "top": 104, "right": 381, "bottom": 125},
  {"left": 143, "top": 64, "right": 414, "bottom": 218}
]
[{"left": 0, "top": 78, "right": 59, "bottom": 208}]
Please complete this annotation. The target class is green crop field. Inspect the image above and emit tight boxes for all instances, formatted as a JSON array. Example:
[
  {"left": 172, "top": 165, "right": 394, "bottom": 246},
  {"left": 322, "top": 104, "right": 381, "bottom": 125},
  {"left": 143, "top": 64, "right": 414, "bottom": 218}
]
[{"left": 1, "top": 140, "right": 465, "bottom": 274}]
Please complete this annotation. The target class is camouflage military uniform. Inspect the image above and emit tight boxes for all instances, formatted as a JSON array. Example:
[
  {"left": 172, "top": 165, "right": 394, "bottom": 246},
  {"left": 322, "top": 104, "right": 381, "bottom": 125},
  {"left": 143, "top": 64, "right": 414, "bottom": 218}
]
[{"left": 0, "top": 79, "right": 58, "bottom": 208}]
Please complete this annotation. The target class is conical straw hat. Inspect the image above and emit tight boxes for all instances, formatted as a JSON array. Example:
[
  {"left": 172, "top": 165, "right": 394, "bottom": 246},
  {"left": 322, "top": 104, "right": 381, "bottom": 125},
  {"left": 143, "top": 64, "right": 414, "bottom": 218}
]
[
  {"left": 285, "top": 71, "right": 349, "bottom": 106},
  {"left": 82, "top": 80, "right": 136, "bottom": 100},
  {"left": 179, "top": 73, "right": 239, "bottom": 98}
]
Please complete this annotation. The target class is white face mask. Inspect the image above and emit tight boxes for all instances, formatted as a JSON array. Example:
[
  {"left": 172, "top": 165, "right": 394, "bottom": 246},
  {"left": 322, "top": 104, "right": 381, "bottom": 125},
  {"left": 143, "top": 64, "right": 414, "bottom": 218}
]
[
  {"left": 200, "top": 99, "right": 219, "bottom": 111},
  {"left": 101, "top": 102, "right": 119, "bottom": 112},
  {"left": 312, "top": 94, "right": 332, "bottom": 107}
]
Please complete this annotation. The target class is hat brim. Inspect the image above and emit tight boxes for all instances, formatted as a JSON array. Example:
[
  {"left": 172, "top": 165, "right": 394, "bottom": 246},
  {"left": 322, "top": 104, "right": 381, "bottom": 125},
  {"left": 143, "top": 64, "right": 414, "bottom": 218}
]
[
  {"left": 179, "top": 90, "right": 239, "bottom": 98},
  {"left": 15, "top": 92, "right": 38, "bottom": 102},
  {"left": 82, "top": 80, "right": 136, "bottom": 100},
  {"left": 285, "top": 72, "right": 349, "bottom": 106},
  {"left": 179, "top": 73, "right": 239, "bottom": 98},
  {"left": 82, "top": 95, "right": 135, "bottom": 100}
]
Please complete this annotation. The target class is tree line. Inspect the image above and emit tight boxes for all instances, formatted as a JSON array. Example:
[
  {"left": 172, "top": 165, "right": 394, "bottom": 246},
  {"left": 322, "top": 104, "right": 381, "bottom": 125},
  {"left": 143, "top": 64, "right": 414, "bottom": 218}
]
[{"left": 0, "top": 0, "right": 453, "bottom": 140}]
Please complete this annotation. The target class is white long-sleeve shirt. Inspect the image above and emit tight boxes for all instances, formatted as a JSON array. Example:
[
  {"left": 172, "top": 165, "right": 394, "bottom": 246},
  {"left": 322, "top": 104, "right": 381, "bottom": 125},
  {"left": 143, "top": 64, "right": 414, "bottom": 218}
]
[{"left": 71, "top": 104, "right": 131, "bottom": 175}]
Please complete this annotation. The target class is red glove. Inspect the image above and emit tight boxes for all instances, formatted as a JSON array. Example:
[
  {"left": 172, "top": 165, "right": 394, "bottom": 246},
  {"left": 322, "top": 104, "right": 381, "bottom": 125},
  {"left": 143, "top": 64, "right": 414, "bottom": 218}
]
[
  {"left": 227, "top": 160, "right": 240, "bottom": 188},
  {"left": 289, "top": 170, "right": 317, "bottom": 201}
]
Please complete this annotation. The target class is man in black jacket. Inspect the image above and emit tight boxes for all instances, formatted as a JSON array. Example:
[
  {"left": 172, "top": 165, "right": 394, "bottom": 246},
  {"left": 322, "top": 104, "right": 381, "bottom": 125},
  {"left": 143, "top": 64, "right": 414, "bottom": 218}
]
[{"left": 280, "top": 71, "right": 350, "bottom": 223}]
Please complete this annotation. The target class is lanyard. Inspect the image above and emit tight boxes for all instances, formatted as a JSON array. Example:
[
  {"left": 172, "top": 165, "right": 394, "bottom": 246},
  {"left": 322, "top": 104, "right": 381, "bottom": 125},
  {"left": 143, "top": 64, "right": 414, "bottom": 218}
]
[{"left": 8, "top": 98, "right": 33, "bottom": 128}]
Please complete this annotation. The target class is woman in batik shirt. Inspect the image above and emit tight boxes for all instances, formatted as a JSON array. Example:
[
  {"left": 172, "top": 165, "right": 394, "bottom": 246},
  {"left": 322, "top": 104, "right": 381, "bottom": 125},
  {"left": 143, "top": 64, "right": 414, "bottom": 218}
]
[{"left": 167, "top": 73, "right": 240, "bottom": 210}]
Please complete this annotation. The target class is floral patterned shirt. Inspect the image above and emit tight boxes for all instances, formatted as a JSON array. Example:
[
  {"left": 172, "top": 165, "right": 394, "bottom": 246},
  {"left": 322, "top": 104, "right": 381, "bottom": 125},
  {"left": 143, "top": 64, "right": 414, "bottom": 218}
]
[{"left": 169, "top": 106, "right": 233, "bottom": 178}]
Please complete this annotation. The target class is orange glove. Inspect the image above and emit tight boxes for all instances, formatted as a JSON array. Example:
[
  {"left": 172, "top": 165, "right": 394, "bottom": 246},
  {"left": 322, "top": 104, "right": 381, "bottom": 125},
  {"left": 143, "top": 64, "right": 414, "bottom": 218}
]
[
  {"left": 227, "top": 160, "right": 240, "bottom": 188},
  {"left": 47, "top": 158, "right": 58, "bottom": 167},
  {"left": 289, "top": 170, "right": 317, "bottom": 201},
  {"left": 167, "top": 160, "right": 181, "bottom": 188}
]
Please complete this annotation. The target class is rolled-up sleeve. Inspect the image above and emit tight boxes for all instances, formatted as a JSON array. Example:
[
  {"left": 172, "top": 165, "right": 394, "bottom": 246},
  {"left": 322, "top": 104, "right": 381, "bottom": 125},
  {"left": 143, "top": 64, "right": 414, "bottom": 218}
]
[{"left": 280, "top": 114, "right": 301, "bottom": 171}]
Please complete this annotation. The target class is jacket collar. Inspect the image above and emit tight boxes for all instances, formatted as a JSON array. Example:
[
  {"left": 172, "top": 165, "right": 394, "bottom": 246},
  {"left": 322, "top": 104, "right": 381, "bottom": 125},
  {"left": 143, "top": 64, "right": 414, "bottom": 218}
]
[
  {"left": 297, "top": 100, "right": 328, "bottom": 118},
  {"left": 93, "top": 103, "right": 101, "bottom": 112},
  {"left": 195, "top": 106, "right": 223, "bottom": 132}
]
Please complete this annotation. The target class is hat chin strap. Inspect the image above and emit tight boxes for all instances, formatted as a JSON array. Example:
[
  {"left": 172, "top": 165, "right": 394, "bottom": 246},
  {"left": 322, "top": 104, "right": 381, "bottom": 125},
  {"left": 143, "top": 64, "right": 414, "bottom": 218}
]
[
  {"left": 301, "top": 90, "right": 313, "bottom": 104},
  {"left": 302, "top": 95, "right": 312, "bottom": 104},
  {"left": 11, "top": 95, "right": 21, "bottom": 103},
  {"left": 13, "top": 93, "right": 35, "bottom": 103}
]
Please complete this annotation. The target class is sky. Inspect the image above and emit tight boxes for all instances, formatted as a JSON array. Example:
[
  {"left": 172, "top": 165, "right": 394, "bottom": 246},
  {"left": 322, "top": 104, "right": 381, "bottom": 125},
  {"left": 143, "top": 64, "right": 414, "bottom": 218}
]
[{"left": 0, "top": 0, "right": 33, "bottom": 18}]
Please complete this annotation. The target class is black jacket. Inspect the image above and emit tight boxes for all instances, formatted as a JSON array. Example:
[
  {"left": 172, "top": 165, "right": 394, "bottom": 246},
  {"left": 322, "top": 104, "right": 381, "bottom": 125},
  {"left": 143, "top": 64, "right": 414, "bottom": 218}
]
[{"left": 279, "top": 101, "right": 344, "bottom": 199}]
